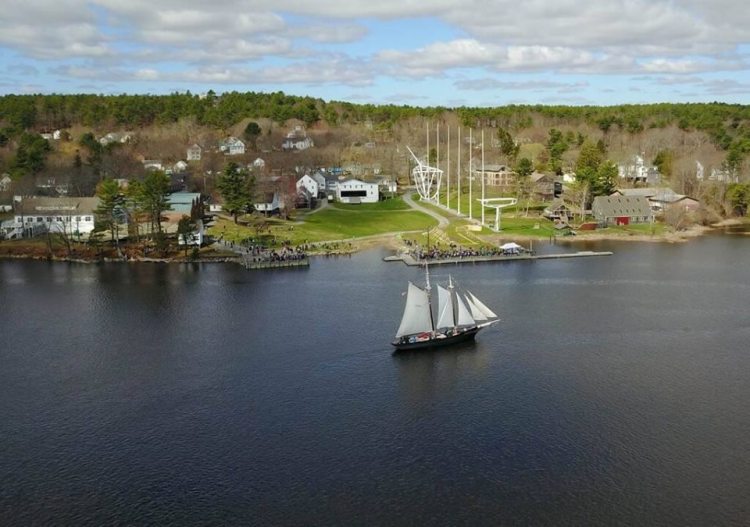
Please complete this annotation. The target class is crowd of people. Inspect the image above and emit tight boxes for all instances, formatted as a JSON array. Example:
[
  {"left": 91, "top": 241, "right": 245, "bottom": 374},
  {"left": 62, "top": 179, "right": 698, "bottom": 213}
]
[
  {"left": 217, "top": 237, "right": 307, "bottom": 263},
  {"left": 411, "top": 244, "right": 528, "bottom": 261},
  {"left": 265, "top": 246, "right": 307, "bottom": 262}
]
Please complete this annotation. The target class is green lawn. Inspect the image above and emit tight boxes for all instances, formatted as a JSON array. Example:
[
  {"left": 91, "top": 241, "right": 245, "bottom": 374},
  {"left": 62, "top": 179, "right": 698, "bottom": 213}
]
[
  {"left": 208, "top": 205, "right": 437, "bottom": 246},
  {"left": 297, "top": 208, "right": 436, "bottom": 242},
  {"left": 417, "top": 193, "right": 558, "bottom": 240},
  {"left": 329, "top": 197, "right": 410, "bottom": 211},
  {"left": 433, "top": 187, "right": 545, "bottom": 217},
  {"left": 590, "top": 222, "right": 667, "bottom": 237}
]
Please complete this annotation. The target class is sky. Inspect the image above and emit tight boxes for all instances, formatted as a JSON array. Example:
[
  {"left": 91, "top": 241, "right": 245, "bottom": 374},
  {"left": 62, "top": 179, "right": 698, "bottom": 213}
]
[{"left": 1, "top": 0, "right": 749, "bottom": 106}]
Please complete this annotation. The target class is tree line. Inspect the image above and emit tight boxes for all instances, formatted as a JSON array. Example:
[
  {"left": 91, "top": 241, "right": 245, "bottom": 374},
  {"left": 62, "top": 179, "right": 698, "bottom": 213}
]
[{"left": 2, "top": 93, "right": 749, "bottom": 154}]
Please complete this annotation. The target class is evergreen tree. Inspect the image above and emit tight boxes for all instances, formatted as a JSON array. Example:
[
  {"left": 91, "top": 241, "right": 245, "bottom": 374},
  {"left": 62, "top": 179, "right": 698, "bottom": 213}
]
[
  {"left": 177, "top": 215, "right": 197, "bottom": 257},
  {"left": 94, "top": 178, "right": 125, "bottom": 252},
  {"left": 11, "top": 133, "right": 50, "bottom": 176},
  {"left": 497, "top": 128, "right": 519, "bottom": 161},
  {"left": 140, "top": 171, "right": 171, "bottom": 236},
  {"left": 546, "top": 129, "right": 568, "bottom": 174},
  {"left": 217, "top": 162, "right": 255, "bottom": 223},
  {"left": 595, "top": 161, "right": 618, "bottom": 196},
  {"left": 243, "top": 121, "right": 262, "bottom": 148}
]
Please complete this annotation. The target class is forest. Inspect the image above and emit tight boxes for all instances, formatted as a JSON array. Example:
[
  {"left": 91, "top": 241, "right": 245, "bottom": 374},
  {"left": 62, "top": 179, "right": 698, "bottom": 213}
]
[{"left": 2, "top": 91, "right": 750, "bottom": 218}]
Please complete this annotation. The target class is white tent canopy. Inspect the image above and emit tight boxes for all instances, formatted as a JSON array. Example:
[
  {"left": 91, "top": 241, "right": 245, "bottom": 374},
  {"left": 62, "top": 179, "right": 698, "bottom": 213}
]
[{"left": 500, "top": 242, "right": 524, "bottom": 251}]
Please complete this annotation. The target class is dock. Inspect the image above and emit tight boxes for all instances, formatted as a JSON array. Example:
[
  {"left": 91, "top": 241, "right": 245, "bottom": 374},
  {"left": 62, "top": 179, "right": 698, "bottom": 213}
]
[
  {"left": 241, "top": 256, "right": 310, "bottom": 270},
  {"left": 385, "top": 251, "right": 613, "bottom": 266}
]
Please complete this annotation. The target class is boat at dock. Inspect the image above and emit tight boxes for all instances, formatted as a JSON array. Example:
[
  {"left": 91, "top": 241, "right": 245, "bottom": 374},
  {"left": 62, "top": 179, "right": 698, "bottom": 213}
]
[{"left": 392, "top": 267, "right": 499, "bottom": 351}]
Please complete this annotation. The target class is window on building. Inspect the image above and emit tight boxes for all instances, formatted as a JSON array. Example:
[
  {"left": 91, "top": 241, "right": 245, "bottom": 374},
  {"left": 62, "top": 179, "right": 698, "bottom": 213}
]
[
  {"left": 84, "top": 216, "right": 92, "bottom": 222},
  {"left": 36, "top": 217, "right": 43, "bottom": 223}
]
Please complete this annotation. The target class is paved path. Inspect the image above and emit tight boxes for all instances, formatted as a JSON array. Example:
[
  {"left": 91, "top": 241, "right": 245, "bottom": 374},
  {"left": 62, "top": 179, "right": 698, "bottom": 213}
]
[{"left": 402, "top": 192, "right": 449, "bottom": 228}]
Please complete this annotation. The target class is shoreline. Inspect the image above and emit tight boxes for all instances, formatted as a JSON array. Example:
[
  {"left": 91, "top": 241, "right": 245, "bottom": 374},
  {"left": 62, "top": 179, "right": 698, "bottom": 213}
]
[{"left": 0, "top": 220, "right": 744, "bottom": 265}]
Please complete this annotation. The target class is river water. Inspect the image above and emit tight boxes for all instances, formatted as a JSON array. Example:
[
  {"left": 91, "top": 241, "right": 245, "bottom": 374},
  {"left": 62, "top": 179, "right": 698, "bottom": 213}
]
[{"left": 1, "top": 234, "right": 749, "bottom": 525}]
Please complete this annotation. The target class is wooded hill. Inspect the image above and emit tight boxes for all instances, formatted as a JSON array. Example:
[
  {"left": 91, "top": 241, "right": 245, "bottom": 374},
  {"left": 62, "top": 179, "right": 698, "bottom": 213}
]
[{"left": 1, "top": 92, "right": 750, "bottom": 216}]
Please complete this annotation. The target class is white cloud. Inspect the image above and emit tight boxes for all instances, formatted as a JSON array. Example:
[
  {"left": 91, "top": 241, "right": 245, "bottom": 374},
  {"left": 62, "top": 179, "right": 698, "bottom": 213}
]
[
  {"left": 454, "top": 78, "right": 588, "bottom": 92},
  {"left": 378, "top": 39, "right": 635, "bottom": 76},
  {"left": 0, "top": 0, "right": 111, "bottom": 59},
  {"left": 1, "top": 0, "right": 750, "bottom": 102},
  {"left": 292, "top": 24, "right": 368, "bottom": 44}
]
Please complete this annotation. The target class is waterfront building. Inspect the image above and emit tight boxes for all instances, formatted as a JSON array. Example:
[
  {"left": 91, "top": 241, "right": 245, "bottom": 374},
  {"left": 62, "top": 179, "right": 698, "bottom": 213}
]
[{"left": 12, "top": 196, "right": 99, "bottom": 239}]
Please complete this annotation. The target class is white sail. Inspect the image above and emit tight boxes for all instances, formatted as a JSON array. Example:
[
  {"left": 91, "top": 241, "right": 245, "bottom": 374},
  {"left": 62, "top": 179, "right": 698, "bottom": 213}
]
[
  {"left": 466, "top": 296, "right": 488, "bottom": 322},
  {"left": 435, "top": 285, "right": 455, "bottom": 329},
  {"left": 454, "top": 293, "right": 475, "bottom": 326},
  {"left": 395, "top": 282, "right": 434, "bottom": 337},
  {"left": 467, "top": 291, "right": 497, "bottom": 319}
]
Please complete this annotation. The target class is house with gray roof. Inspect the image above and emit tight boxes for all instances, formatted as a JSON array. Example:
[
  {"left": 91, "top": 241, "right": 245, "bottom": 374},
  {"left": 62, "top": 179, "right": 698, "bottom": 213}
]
[
  {"left": 219, "top": 137, "right": 245, "bottom": 156},
  {"left": 592, "top": 195, "right": 654, "bottom": 226},
  {"left": 12, "top": 196, "right": 100, "bottom": 239},
  {"left": 611, "top": 188, "right": 699, "bottom": 213}
]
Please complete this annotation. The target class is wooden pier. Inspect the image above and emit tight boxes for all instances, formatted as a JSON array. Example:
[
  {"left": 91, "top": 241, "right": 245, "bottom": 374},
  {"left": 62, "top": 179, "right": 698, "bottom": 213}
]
[
  {"left": 241, "top": 256, "right": 310, "bottom": 270},
  {"left": 385, "top": 251, "right": 613, "bottom": 266}
]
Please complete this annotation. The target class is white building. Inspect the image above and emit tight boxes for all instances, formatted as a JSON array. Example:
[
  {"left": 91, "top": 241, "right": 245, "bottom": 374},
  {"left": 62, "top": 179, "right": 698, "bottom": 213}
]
[
  {"left": 178, "top": 219, "right": 204, "bottom": 246},
  {"left": 252, "top": 157, "right": 266, "bottom": 169},
  {"left": 255, "top": 192, "right": 282, "bottom": 214},
  {"left": 40, "top": 130, "right": 61, "bottom": 141},
  {"left": 173, "top": 160, "right": 188, "bottom": 173},
  {"left": 375, "top": 176, "right": 398, "bottom": 195},
  {"left": 337, "top": 179, "right": 379, "bottom": 204},
  {"left": 618, "top": 154, "right": 661, "bottom": 185},
  {"left": 219, "top": 137, "right": 245, "bottom": 156},
  {"left": 311, "top": 172, "right": 327, "bottom": 195},
  {"left": 282, "top": 131, "right": 314, "bottom": 151},
  {"left": 13, "top": 197, "right": 99, "bottom": 239},
  {"left": 99, "top": 132, "right": 132, "bottom": 146},
  {"left": 143, "top": 160, "right": 163, "bottom": 171},
  {"left": 187, "top": 144, "right": 202, "bottom": 161},
  {"left": 296, "top": 175, "right": 319, "bottom": 198},
  {"left": 0, "top": 173, "right": 11, "bottom": 192},
  {"left": 702, "top": 165, "right": 738, "bottom": 183}
]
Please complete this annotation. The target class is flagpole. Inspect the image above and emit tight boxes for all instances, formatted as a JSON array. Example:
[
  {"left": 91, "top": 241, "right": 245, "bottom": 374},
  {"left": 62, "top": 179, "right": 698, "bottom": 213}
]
[{"left": 481, "top": 129, "right": 485, "bottom": 226}]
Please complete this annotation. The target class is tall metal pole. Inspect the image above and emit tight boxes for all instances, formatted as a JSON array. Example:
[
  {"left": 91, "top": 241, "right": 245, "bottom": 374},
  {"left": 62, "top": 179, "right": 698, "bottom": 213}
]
[
  {"left": 425, "top": 120, "right": 430, "bottom": 201},
  {"left": 457, "top": 127, "right": 461, "bottom": 215},
  {"left": 469, "top": 128, "right": 473, "bottom": 220},
  {"left": 436, "top": 122, "right": 440, "bottom": 203},
  {"left": 447, "top": 125, "right": 451, "bottom": 210},
  {"left": 481, "top": 129, "right": 486, "bottom": 226}
]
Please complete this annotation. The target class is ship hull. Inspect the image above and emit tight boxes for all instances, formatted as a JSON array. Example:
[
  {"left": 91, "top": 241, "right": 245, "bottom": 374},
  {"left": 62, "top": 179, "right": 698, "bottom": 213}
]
[{"left": 392, "top": 327, "right": 480, "bottom": 351}]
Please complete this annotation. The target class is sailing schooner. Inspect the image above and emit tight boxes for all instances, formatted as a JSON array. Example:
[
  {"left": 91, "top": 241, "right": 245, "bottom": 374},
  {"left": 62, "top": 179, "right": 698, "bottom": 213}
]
[{"left": 392, "top": 267, "right": 499, "bottom": 351}]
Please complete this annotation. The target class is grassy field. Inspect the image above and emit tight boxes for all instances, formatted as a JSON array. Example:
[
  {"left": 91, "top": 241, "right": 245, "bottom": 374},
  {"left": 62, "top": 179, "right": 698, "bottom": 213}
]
[
  {"left": 329, "top": 197, "right": 410, "bottom": 211},
  {"left": 590, "top": 222, "right": 667, "bottom": 237},
  {"left": 208, "top": 199, "right": 437, "bottom": 246},
  {"left": 416, "top": 195, "right": 559, "bottom": 239},
  {"left": 433, "top": 187, "right": 546, "bottom": 217}
]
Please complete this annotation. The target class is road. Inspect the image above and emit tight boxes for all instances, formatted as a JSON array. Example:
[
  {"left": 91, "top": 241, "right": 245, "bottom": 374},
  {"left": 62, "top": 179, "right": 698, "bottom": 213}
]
[{"left": 402, "top": 192, "right": 449, "bottom": 228}]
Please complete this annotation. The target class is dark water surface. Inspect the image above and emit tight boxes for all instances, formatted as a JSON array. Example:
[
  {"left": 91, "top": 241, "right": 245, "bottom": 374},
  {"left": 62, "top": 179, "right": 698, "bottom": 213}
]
[{"left": 1, "top": 235, "right": 749, "bottom": 525}]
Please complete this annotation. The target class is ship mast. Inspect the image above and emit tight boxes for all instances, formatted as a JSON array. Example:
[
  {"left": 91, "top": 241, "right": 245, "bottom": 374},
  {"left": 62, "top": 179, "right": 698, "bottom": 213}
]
[
  {"left": 425, "top": 264, "right": 435, "bottom": 336},
  {"left": 449, "top": 275, "right": 458, "bottom": 331}
]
